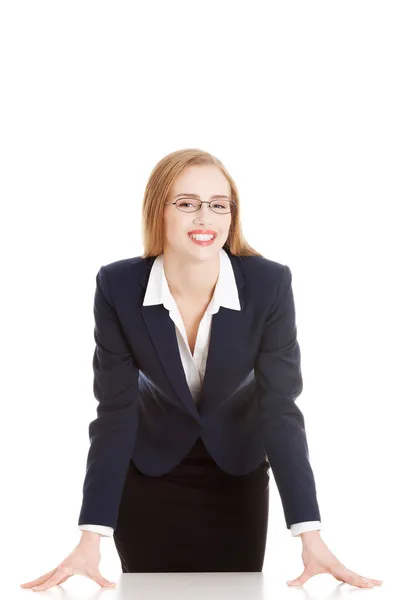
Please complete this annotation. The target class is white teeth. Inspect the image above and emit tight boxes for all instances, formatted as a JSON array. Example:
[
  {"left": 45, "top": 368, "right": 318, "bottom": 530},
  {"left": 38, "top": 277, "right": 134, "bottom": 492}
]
[{"left": 189, "top": 233, "right": 215, "bottom": 241}]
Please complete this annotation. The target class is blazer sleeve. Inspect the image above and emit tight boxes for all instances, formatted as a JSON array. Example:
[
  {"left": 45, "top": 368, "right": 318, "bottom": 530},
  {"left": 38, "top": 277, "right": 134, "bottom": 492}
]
[
  {"left": 77, "top": 266, "right": 140, "bottom": 531},
  {"left": 254, "top": 264, "right": 321, "bottom": 529}
]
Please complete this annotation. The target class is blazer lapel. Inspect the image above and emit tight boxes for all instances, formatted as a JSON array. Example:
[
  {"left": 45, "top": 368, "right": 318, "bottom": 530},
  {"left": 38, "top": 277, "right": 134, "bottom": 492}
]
[{"left": 140, "top": 253, "right": 246, "bottom": 419}]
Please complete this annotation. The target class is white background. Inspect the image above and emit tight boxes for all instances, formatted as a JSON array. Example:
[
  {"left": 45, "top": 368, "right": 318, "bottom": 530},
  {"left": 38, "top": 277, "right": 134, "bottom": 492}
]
[{"left": 1, "top": 1, "right": 398, "bottom": 597}]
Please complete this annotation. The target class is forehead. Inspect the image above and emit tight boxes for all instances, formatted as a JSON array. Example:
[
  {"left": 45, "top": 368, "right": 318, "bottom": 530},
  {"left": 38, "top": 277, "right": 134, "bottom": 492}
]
[{"left": 171, "top": 165, "right": 230, "bottom": 195}]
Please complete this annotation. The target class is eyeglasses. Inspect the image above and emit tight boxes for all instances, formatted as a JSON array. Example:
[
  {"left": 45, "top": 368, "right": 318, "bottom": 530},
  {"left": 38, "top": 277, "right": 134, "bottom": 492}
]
[{"left": 165, "top": 199, "right": 237, "bottom": 214}]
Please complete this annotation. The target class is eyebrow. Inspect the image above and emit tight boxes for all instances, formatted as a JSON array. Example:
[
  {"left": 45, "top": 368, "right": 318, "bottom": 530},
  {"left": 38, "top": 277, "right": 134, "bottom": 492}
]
[{"left": 173, "top": 193, "right": 230, "bottom": 200}]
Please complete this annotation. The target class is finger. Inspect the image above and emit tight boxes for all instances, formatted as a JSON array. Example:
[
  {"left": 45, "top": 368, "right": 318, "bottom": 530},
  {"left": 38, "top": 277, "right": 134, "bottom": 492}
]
[
  {"left": 20, "top": 568, "right": 58, "bottom": 588},
  {"left": 55, "top": 574, "right": 71, "bottom": 585},
  {"left": 349, "top": 573, "right": 381, "bottom": 588},
  {"left": 331, "top": 565, "right": 377, "bottom": 589},
  {"left": 94, "top": 578, "right": 117, "bottom": 588},
  {"left": 357, "top": 575, "right": 383, "bottom": 586},
  {"left": 88, "top": 569, "right": 117, "bottom": 587},
  {"left": 31, "top": 568, "right": 72, "bottom": 591},
  {"left": 87, "top": 569, "right": 117, "bottom": 588}
]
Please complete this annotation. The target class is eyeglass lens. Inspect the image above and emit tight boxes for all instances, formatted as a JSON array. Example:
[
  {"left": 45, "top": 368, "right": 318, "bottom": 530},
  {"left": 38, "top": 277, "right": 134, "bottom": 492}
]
[{"left": 176, "top": 199, "right": 233, "bottom": 213}]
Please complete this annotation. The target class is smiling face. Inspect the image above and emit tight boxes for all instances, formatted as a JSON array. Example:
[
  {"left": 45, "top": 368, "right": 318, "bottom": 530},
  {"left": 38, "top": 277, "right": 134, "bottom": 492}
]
[{"left": 163, "top": 165, "right": 232, "bottom": 261}]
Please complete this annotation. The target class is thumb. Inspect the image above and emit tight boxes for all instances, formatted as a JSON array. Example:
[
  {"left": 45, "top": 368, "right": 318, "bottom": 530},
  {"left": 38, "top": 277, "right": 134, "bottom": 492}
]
[
  {"left": 287, "top": 568, "right": 310, "bottom": 586},
  {"left": 89, "top": 572, "right": 117, "bottom": 588}
]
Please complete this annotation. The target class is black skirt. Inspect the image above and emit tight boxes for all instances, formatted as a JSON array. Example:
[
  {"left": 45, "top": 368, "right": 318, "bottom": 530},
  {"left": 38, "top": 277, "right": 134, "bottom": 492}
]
[{"left": 113, "top": 436, "right": 270, "bottom": 572}]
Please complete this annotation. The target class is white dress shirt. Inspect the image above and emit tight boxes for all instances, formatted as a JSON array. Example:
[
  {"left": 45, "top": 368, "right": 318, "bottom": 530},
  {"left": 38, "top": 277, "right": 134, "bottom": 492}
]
[{"left": 80, "top": 248, "right": 321, "bottom": 538}]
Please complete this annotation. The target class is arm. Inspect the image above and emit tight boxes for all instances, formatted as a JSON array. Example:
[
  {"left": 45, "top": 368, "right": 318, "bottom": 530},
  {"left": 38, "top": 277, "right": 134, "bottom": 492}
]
[
  {"left": 77, "top": 265, "right": 140, "bottom": 530},
  {"left": 255, "top": 264, "right": 321, "bottom": 529}
]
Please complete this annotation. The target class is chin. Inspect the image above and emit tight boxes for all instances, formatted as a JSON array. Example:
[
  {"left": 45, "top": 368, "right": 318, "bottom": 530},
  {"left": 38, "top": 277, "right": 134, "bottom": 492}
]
[{"left": 185, "top": 244, "right": 221, "bottom": 260}]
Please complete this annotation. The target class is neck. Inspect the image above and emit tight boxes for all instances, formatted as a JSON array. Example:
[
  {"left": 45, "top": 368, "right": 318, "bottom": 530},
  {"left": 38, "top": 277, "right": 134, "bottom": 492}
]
[{"left": 162, "top": 248, "right": 220, "bottom": 299}]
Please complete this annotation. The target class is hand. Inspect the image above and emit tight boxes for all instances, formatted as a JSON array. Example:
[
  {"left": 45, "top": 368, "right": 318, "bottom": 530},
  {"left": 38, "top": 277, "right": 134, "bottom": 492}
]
[
  {"left": 287, "top": 533, "right": 383, "bottom": 589},
  {"left": 20, "top": 539, "right": 117, "bottom": 591}
]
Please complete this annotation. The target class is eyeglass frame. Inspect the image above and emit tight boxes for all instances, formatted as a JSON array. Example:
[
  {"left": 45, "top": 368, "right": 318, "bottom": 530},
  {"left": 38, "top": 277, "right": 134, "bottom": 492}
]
[{"left": 164, "top": 199, "right": 237, "bottom": 213}]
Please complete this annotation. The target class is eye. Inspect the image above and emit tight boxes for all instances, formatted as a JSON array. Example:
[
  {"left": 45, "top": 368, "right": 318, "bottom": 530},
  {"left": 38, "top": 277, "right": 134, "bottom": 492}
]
[{"left": 176, "top": 200, "right": 196, "bottom": 207}]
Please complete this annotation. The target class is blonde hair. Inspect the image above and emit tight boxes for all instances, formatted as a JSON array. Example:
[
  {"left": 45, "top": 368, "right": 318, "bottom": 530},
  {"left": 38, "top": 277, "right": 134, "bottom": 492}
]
[{"left": 140, "top": 148, "right": 263, "bottom": 258}]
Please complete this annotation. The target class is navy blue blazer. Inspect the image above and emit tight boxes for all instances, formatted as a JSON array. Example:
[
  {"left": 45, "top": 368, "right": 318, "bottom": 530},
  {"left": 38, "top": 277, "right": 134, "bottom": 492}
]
[{"left": 78, "top": 249, "right": 321, "bottom": 531}]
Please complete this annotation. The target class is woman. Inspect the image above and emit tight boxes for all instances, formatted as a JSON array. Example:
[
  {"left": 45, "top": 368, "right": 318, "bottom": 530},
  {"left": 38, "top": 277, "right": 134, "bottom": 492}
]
[{"left": 21, "top": 149, "right": 382, "bottom": 589}]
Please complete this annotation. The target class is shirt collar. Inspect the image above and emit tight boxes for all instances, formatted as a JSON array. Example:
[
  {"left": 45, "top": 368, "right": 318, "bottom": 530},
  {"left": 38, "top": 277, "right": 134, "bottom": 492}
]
[{"left": 142, "top": 248, "right": 241, "bottom": 314}]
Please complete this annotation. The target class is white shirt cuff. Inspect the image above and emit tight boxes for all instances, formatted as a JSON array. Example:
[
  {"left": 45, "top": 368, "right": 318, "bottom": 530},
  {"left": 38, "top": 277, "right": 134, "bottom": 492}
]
[
  {"left": 290, "top": 521, "right": 322, "bottom": 537},
  {"left": 79, "top": 524, "right": 114, "bottom": 537}
]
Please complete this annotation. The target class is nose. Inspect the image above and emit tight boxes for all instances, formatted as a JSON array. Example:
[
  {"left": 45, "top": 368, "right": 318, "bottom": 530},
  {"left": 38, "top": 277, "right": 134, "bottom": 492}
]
[{"left": 194, "top": 202, "right": 213, "bottom": 224}]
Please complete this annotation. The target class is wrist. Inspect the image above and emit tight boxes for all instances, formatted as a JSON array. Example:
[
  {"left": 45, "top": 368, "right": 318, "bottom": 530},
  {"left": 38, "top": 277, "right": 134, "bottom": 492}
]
[
  {"left": 79, "top": 530, "right": 101, "bottom": 545},
  {"left": 299, "top": 530, "right": 321, "bottom": 543}
]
